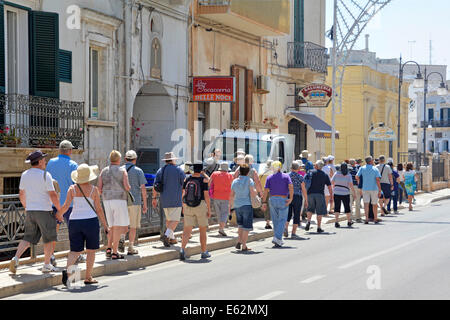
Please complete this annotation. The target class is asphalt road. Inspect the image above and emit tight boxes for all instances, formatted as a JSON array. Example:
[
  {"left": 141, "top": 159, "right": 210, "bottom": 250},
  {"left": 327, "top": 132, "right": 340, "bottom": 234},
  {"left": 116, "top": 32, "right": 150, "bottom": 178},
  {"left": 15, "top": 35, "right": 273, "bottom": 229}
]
[{"left": 7, "top": 200, "right": 450, "bottom": 300}]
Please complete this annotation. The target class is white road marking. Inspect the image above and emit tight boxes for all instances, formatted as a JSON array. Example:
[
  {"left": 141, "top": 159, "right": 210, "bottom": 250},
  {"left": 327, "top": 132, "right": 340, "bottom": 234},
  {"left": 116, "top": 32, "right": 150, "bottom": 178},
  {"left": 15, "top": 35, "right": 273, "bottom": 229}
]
[
  {"left": 300, "top": 275, "right": 326, "bottom": 284},
  {"left": 338, "top": 229, "right": 445, "bottom": 270},
  {"left": 255, "top": 291, "right": 284, "bottom": 300}
]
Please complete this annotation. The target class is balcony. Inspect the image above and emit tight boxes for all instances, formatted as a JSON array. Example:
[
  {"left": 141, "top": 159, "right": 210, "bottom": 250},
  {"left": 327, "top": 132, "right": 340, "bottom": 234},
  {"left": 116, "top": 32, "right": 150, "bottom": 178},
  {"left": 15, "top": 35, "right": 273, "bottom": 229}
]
[
  {"left": 0, "top": 93, "right": 84, "bottom": 149},
  {"left": 197, "top": 0, "right": 290, "bottom": 36},
  {"left": 287, "top": 41, "right": 329, "bottom": 74},
  {"left": 421, "top": 120, "right": 450, "bottom": 128}
]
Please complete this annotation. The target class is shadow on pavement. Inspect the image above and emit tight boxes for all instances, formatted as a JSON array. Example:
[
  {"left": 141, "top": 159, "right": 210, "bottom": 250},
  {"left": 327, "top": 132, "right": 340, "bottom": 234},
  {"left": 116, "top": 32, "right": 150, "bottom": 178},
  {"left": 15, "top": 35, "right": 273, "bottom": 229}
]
[
  {"left": 305, "top": 232, "right": 337, "bottom": 235},
  {"left": 266, "top": 246, "right": 297, "bottom": 250},
  {"left": 230, "top": 250, "right": 264, "bottom": 255},
  {"left": 56, "top": 284, "right": 109, "bottom": 293},
  {"left": 284, "top": 237, "right": 311, "bottom": 241},
  {"left": 182, "top": 259, "right": 212, "bottom": 264},
  {"left": 383, "top": 220, "right": 450, "bottom": 225}
]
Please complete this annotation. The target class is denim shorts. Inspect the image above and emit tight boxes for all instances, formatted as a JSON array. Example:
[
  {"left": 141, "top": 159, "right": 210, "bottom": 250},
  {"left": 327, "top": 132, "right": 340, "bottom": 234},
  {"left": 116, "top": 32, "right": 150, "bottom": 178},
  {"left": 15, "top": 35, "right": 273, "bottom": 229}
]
[
  {"left": 235, "top": 205, "right": 253, "bottom": 231},
  {"left": 68, "top": 217, "right": 100, "bottom": 252},
  {"left": 307, "top": 193, "right": 327, "bottom": 215}
]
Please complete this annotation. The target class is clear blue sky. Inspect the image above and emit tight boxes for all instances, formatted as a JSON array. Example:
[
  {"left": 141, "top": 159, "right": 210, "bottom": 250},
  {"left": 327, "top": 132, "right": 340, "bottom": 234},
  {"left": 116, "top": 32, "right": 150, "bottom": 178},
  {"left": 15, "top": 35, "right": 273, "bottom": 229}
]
[{"left": 325, "top": 0, "right": 450, "bottom": 78}]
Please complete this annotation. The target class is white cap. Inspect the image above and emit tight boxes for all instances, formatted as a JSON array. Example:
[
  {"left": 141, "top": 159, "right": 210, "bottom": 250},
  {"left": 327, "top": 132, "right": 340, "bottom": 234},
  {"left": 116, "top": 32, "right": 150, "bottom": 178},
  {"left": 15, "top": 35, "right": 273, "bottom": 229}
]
[
  {"left": 327, "top": 155, "right": 335, "bottom": 161},
  {"left": 59, "top": 140, "right": 74, "bottom": 150},
  {"left": 125, "top": 150, "right": 138, "bottom": 160}
]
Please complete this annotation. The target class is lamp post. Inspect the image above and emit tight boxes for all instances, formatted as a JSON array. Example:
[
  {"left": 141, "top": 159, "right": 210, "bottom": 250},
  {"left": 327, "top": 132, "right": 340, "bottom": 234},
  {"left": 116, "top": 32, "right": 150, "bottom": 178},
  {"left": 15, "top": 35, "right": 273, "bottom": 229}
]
[
  {"left": 422, "top": 68, "right": 448, "bottom": 164},
  {"left": 397, "top": 57, "right": 422, "bottom": 165}
]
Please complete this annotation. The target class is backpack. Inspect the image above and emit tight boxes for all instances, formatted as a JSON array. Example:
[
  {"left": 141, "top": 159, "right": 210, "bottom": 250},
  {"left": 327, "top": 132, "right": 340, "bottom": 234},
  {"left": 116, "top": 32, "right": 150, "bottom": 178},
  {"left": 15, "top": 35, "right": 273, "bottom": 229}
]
[
  {"left": 184, "top": 178, "right": 203, "bottom": 207},
  {"left": 304, "top": 170, "right": 314, "bottom": 191}
]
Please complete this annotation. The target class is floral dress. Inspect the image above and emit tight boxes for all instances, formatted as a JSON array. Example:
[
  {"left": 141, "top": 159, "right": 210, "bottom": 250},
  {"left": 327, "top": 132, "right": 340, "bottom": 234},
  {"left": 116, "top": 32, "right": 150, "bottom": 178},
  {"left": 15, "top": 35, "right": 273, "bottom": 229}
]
[{"left": 404, "top": 170, "right": 416, "bottom": 196}]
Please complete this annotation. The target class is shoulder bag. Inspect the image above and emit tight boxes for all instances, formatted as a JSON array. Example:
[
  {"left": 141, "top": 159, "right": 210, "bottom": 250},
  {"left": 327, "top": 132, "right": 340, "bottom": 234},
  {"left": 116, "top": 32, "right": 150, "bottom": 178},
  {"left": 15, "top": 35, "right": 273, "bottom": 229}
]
[
  {"left": 153, "top": 165, "right": 167, "bottom": 193},
  {"left": 111, "top": 167, "right": 135, "bottom": 206},
  {"left": 248, "top": 177, "right": 261, "bottom": 209}
]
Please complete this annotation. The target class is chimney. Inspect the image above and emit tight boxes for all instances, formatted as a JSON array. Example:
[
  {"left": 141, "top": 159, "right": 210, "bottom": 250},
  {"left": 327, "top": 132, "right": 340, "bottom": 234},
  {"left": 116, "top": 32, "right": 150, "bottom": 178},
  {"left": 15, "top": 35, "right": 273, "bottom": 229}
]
[{"left": 365, "top": 34, "right": 370, "bottom": 52}]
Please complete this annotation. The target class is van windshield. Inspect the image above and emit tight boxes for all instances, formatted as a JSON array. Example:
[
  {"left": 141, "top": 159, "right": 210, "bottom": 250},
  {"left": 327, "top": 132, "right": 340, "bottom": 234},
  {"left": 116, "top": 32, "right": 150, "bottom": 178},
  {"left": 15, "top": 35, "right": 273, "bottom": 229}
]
[{"left": 210, "top": 137, "right": 272, "bottom": 163}]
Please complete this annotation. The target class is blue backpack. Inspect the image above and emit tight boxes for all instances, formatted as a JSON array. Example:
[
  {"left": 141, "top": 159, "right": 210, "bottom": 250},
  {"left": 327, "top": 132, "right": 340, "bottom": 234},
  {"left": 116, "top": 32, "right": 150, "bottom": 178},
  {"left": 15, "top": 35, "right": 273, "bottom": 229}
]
[{"left": 304, "top": 170, "right": 315, "bottom": 191}]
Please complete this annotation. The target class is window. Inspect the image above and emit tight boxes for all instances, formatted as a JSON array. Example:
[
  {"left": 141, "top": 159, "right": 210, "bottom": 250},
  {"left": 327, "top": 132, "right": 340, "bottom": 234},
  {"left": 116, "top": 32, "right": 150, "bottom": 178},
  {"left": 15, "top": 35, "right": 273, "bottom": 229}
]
[
  {"left": 89, "top": 47, "right": 99, "bottom": 118},
  {"left": 59, "top": 50, "right": 72, "bottom": 83},
  {"left": 389, "top": 141, "right": 393, "bottom": 158},
  {"left": 231, "top": 65, "right": 253, "bottom": 126},
  {"left": 6, "top": 11, "right": 17, "bottom": 94},
  {"left": 428, "top": 108, "right": 434, "bottom": 121}
]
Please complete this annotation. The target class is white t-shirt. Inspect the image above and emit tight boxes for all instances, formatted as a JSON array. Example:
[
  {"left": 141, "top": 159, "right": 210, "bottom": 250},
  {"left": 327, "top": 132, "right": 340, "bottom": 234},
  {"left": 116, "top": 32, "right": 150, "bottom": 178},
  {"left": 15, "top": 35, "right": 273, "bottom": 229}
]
[
  {"left": 398, "top": 170, "right": 405, "bottom": 182},
  {"left": 19, "top": 168, "right": 55, "bottom": 211}
]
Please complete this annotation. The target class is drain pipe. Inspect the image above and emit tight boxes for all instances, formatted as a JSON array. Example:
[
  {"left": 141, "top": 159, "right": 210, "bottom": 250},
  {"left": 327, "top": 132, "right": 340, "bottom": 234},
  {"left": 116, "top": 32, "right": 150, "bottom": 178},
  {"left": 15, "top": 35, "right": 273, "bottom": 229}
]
[{"left": 125, "top": 0, "right": 133, "bottom": 152}]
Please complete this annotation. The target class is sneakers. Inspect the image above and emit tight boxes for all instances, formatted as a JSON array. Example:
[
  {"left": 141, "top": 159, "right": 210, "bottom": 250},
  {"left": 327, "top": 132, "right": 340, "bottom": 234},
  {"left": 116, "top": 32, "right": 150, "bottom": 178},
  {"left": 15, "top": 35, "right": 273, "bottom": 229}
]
[
  {"left": 42, "top": 264, "right": 58, "bottom": 273},
  {"left": 265, "top": 224, "right": 272, "bottom": 229},
  {"left": 201, "top": 251, "right": 211, "bottom": 259},
  {"left": 291, "top": 234, "right": 301, "bottom": 239},
  {"left": 347, "top": 221, "right": 354, "bottom": 227},
  {"left": 317, "top": 228, "right": 325, "bottom": 233},
  {"left": 127, "top": 247, "right": 138, "bottom": 255},
  {"left": 50, "top": 255, "right": 57, "bottom": 267},
  {"left": 335, "top": 222, "right": 340, "bottom": 228},
  {"left": 179, "top": 249, "right": 186, "bottom": 261},
  {"left": 305, "top": 221, "right": 311, "bottom": 231},
  {"left": 218, "top": 229, "right": 228, "bottom": 237},
  {"left": 235, "top": 242, "right": 242, "bottom": 250},
  {"left": 161, "top": 235, "right": 171, "bottom": 247},
  {"left": 118, "top": 238, "right": 125, "bottom": 253},
  {"left": 284, "top": 229, "right": 289, "bottom": 238},
  {"left": 9, "top": 257, "right": 18, "bottom": 274},
  {"left": 62, "top": 270, "right": 68, "bottom": 286}
]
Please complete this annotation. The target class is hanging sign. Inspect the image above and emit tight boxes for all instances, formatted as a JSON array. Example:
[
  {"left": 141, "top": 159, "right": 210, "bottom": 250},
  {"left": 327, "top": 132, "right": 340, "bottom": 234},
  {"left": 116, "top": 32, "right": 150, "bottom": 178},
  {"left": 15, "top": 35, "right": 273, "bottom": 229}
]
[
  {"left": 368, "top": 126, "right": 397, "bottom": 141},
  {"left": 299, "top": 84, "right": 332, "bottom": 108},
  {"left": 192, "top": 77, "right": 235, "bottom": 102}
]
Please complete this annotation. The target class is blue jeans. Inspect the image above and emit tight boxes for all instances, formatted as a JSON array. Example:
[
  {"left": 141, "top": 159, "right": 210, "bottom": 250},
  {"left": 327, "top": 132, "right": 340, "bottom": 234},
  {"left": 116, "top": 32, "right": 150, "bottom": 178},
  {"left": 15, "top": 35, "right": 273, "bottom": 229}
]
[
  {"left": 387, "top": 190, "right": 398, "bottom": 211},
  {"left": 269, "top": 196, "right": 289, "bottom": 241}
]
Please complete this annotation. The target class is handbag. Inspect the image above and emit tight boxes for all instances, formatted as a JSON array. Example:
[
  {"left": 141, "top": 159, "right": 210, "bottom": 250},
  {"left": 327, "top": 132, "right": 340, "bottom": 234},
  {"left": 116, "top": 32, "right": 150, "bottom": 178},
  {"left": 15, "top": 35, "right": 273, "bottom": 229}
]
[
  {"left": 111, "top": 167, "right": 135, "bottom": 206},
  {"left": 248, "top": 178, "right": 261, "bottom": 209}
]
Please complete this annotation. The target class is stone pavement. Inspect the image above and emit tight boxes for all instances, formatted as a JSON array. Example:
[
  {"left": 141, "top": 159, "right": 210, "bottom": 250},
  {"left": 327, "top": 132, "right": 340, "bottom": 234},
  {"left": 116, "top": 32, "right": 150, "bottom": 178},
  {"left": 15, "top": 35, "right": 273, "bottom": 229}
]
[{"left": 0, "top": 188, "right": 449, "bottom": 299}]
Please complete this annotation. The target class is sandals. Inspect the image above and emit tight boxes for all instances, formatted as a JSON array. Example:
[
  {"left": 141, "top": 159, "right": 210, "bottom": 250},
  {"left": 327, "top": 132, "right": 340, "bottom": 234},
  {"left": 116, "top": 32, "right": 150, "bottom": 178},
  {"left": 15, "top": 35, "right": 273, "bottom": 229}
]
[
  {"left": 84, "top": 278, "right": 98, "bottom": 285},
  {"left": 106, "top": 248, "right": 112, "bottom": 259},
  {"left": 111, "top": 253, "right": 125, "bottom": 260},
  {"left": 242, "top": 247, "right": 251, "bottom": 252}
]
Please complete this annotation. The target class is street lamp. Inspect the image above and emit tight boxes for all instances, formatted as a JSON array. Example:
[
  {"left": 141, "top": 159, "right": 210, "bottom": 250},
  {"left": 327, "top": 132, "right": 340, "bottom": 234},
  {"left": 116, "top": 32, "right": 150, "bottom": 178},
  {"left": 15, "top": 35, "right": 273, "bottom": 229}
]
[
  {"left": 397, "top": 57, "right": 422, "bottom": 165},
  {"left": 421, "top": 68, "right": 448, "bottom": 164}
]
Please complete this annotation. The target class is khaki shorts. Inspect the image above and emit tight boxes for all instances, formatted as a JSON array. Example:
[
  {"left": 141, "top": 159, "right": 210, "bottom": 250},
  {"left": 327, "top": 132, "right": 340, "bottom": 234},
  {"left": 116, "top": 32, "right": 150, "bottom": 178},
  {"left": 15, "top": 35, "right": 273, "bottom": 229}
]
[
  {"left": 104, "top": 200, "right": 130, "bottom": 227},
  {"left": 24, "top": 211, "right": 57, "bottom": 245},
  {"left": 163, "top": 207, "right": 182, "bottom": 222},
  {"left": 183, "top": 201, "right": 209, "bottom": 227},
  {"left": 128, "top": 205, "right": 141, "bottom": 229},
  {"left": 363, "top": 190, "right": 379, "bottom": 205}
]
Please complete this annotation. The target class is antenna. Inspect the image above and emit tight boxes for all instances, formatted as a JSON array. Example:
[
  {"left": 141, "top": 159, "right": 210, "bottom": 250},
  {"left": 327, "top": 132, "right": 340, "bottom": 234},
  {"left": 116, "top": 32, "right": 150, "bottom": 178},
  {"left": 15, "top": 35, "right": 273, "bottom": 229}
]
[
  {"left": 429, "top": 39, "right": 433, "bottom": 65},
  {"left": 408, "top": 40, "right": 416, "bottom": 60}
]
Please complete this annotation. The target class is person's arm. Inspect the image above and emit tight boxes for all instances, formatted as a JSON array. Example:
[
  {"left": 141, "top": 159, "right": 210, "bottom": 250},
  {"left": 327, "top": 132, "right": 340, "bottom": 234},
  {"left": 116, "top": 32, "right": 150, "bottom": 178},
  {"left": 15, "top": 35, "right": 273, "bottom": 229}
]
[
  {"left": 123, "top": 170, "right": 131, "bottom": 192},
  {"left": 93, "top": 187, "right": 109, "bottom": 233},
  {"left": 261, "top": 188, "right": 269, "bottom": 211},
  {"left": 376, "top": 177, "right": 382, "bottom": 197},
  {"left": 301, "top": 182, "right": 308, "bottom": 209},
  {"left": 141, "top": 184, "right": 148, "bottom": 214},
  {"left": 286, "top": 183, "right": 294, "bottom": 206},
  {"left": 204, "top": 189, "right": 211, "bottom": 218},
  {"left": 349, "top": 179, "right": 356, "bottom": 199},
  {"left": 229, "top": 190, "right": 235, "bottom": 210},
  {"left": 253, "top": 171, "right": 263, "bottom": 195},
  {"left": 97, "top": 175, "right": 103, "bottom": 195},
  {"left": 389, "top": 172, "right": 394, "bottom": 190},
  {"left": 58, "top": 186, "right": 75, "bottom": 221}
]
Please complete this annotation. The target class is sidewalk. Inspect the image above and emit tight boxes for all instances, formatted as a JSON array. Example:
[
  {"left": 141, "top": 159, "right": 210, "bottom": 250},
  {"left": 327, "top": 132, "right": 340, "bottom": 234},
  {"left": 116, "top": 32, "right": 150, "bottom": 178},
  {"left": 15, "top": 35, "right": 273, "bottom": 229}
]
[{"left": 1, "top": 188, "right": 449, "bottom": 299}]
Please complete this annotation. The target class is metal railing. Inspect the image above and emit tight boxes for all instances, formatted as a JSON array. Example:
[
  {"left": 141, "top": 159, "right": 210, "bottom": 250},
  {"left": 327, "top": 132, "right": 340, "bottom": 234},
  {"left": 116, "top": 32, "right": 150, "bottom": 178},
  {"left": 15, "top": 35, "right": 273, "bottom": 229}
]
[
  {"left": 398, "top": 152, "right": 429, "bottom": 168},
  {"left": 0, "top": 93, "right": 84, "bottom": 149},
  {"left": 198, "top": 0, "right": 231, "bottom": 5},
  {"left": 420, "top": 120, "right": 450, "bottom": 128},
  {"left": 287, "top": 41, "right": 329, "bottom": 74},
  {"left": 432, "top": 159, "right": 445, "bottom": 182}
]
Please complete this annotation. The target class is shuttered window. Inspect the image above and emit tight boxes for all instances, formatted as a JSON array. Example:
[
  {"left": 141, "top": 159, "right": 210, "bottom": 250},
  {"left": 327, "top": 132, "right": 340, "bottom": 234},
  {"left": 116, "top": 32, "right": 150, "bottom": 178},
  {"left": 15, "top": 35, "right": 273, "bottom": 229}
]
[
  {"left": 29, "top": 11, "right": 59, "bottom": 98},
  {"left": 59, "top": 49, "right": 72, "bottom": 83},
  {"left": 294, "top": 0, "right": 304, "bottom": 43},
  {"left": 0, "top": 1, "right": 5, "bottom": 93}
]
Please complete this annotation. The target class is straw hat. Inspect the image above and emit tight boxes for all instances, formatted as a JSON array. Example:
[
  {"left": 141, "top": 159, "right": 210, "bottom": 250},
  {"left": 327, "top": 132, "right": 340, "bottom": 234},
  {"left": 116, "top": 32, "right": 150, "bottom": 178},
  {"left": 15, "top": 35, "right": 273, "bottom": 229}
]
[
  {"left": 301, "top": 150, "right": 311, "bottom": 159},
  {"left": 71, "top": 164, "right": 99, "bottom": 184},
  {"left": 162, "top": 152, "right": 178, "bottom": 161}
]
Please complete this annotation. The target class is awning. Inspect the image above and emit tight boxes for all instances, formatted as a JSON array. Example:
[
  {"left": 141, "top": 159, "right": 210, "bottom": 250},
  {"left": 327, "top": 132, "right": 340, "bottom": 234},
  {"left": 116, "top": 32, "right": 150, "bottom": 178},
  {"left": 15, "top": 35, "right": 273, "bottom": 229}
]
[{"left": 287, "top": 111, "right": 339, "bottom": 139}]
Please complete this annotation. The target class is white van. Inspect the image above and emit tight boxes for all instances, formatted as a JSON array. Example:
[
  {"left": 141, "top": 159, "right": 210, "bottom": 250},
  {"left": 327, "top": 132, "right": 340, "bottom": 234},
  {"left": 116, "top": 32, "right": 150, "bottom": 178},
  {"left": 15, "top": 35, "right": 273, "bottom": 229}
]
[{"left": 206, "top": 130, "right": 295, "bottom": 176}]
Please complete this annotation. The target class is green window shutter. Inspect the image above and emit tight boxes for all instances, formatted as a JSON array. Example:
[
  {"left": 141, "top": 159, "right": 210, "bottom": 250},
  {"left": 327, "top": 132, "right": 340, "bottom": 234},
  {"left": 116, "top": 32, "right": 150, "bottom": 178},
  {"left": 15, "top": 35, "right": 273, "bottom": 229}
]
[
  {"left": 59, "top": 49, "right": 72, "bottom": 83},
  {"left": 29, "top": 11, "right": 59, "bottom": 98},
  {"left": 294, "top": 0, "right": 304, "bottom": 43},
  {"left": 0, "top": 1, "right": 5, "bottom": 93}
]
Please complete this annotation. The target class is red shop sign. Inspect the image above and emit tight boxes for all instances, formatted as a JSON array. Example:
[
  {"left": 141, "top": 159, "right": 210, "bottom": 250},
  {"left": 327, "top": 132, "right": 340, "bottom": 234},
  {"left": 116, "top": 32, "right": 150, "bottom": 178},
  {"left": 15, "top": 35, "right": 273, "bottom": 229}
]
[{"left": 192, "top": 77, "right": 236, "bottom": 102}]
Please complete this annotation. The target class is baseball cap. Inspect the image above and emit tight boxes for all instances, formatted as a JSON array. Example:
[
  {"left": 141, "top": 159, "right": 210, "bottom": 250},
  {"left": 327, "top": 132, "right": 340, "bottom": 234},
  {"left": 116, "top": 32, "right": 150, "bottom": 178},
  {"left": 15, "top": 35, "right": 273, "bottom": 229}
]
[
  {"left": 59, "top": 140, "right": 74, "bottom": 150},
  {"left": 25, "top": 150, "right": 48, "bottom": 164},
  {"left": 125, "top": 150, "right": 138, "bottom": 160}
]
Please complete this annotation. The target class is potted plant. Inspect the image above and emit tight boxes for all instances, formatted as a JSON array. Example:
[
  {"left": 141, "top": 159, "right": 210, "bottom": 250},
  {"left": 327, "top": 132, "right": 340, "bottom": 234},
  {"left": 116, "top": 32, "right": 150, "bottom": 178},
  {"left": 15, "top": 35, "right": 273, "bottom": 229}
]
[{"left": 2, "top": 127, "right": 22, "bottom": 147}]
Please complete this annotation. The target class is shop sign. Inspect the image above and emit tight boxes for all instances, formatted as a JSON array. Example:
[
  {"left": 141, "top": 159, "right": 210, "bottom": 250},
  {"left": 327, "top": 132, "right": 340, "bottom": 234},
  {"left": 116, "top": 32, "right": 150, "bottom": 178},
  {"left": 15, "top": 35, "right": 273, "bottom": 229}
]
[
  {"left": 192, "top": 77, "right": 235, "bottom": 102},
  {"left": 368, "top": 126, "right": 397, "bottom": 141},
  {"left": 299, "top": 84, "right": 332, "bottom": 108}
]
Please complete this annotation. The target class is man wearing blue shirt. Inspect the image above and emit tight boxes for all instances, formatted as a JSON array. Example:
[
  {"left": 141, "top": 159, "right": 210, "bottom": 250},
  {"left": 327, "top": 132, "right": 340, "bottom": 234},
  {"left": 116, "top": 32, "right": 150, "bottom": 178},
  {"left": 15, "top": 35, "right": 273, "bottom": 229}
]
[
  {"left": 300, "top": 150, "right": 314, "bottom": 173},
  {"left": 46, "top": 140, "right": 79, "bottom": 266},
  {"left": 152, "top": 152, "right": 186, "bottom": 247},
  {"left": 356, "top": 156, "right": 382, "bottom": 224}
]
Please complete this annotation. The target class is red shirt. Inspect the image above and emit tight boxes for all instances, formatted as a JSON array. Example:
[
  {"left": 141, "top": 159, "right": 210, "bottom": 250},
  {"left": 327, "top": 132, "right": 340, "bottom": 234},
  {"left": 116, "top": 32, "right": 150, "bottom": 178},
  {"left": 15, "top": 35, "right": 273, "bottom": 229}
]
[{"left": 210, "top": 171, "right": 233, "bottom": 200}]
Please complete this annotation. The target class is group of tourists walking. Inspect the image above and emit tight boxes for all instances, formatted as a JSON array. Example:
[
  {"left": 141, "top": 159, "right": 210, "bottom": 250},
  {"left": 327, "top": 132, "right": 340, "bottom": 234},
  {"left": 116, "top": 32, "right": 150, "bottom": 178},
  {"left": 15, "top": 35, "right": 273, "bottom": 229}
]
[{"left": 10, "top": 142, "right": 419, "bottom": 286}]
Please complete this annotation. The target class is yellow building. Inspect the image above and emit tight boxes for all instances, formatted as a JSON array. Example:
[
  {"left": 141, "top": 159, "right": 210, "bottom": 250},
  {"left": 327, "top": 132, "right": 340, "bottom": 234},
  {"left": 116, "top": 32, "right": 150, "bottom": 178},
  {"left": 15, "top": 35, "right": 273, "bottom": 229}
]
[{"left": 325, "top": 64, "right": 410, "bottom": 164}]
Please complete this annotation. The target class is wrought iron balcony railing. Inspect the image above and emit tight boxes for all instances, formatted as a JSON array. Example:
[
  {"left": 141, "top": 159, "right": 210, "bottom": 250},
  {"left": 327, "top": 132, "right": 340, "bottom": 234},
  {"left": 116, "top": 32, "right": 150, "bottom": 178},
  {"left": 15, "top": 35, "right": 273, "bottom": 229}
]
[
  {"left": 421, "top": 120, "right": 450, "bottom": 128},
  {"left": 0, "top": 93, "right": 84, "bottom": 149},
  {"left": 287, "top": 41, "right": 329, "bottom": 74}
]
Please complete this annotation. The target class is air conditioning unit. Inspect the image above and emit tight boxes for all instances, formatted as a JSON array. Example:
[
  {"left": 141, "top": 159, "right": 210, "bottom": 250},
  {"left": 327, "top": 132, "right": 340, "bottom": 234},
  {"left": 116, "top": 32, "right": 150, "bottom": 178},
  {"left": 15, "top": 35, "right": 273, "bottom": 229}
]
[{"left": 255, "top": 75, "right": 270, "bottom": 94}]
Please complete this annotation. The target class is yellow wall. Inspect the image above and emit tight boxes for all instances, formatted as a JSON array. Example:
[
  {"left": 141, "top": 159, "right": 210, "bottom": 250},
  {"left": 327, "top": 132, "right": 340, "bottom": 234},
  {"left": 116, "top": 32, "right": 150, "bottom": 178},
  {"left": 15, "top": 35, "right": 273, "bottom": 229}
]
[{"left": 325, "top": 65, "right": 410, "bottom": 164}]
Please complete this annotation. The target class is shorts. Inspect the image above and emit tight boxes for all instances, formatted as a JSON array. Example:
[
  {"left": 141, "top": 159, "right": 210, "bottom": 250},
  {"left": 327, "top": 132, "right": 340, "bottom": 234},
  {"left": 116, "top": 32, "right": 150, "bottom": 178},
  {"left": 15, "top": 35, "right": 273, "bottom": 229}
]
[
  {"left": 128, "top": 205, "right": 142, "bottom": 229},
  {"left": 380, "top": 183, "right": 391, "bottom": 200},
  {"left": 363, "top": 190, "right": 379, "bottom": 205},
  {"left": 68, "top": 217, "right": 100, "bottom": 252},
  {"left": 307, "top": 193, "right": 327, "bottom": 215},
  {"left": 235, "top": 205, "right": 253, "bottom": 231},
  {"left": 324, "top": 186, "right": 330, "bottom": 196},
  {"left": 213, "top": 199, "right": 229, "bottom": 224},
  {"left": 183, "top": 201, "right": 209, "bottom": 227},
  {"left": 287, "top": 194, "right": 302, "bottom": 224},
  {"left": 163, "top": 207, "right": 182, "bottom": 222},
  {"left": 334, "top": 194, "right": 351, "bottom": 213},
  {"left": 23, "top": 211, "right": 57, "bottom": 244},
  {"left": 103, "top": 200, "right": 130, "bottom": 227},
  {"left": 53, "top": 206, "right": 73, "bottom": 225}
]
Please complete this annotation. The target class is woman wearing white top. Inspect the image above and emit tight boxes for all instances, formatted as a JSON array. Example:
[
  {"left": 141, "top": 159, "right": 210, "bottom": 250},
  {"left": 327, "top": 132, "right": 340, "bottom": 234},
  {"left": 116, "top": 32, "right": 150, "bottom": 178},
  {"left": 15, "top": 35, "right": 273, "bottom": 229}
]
[{"left": 59, "top": 164, "right": 109, "bottom": 286}]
